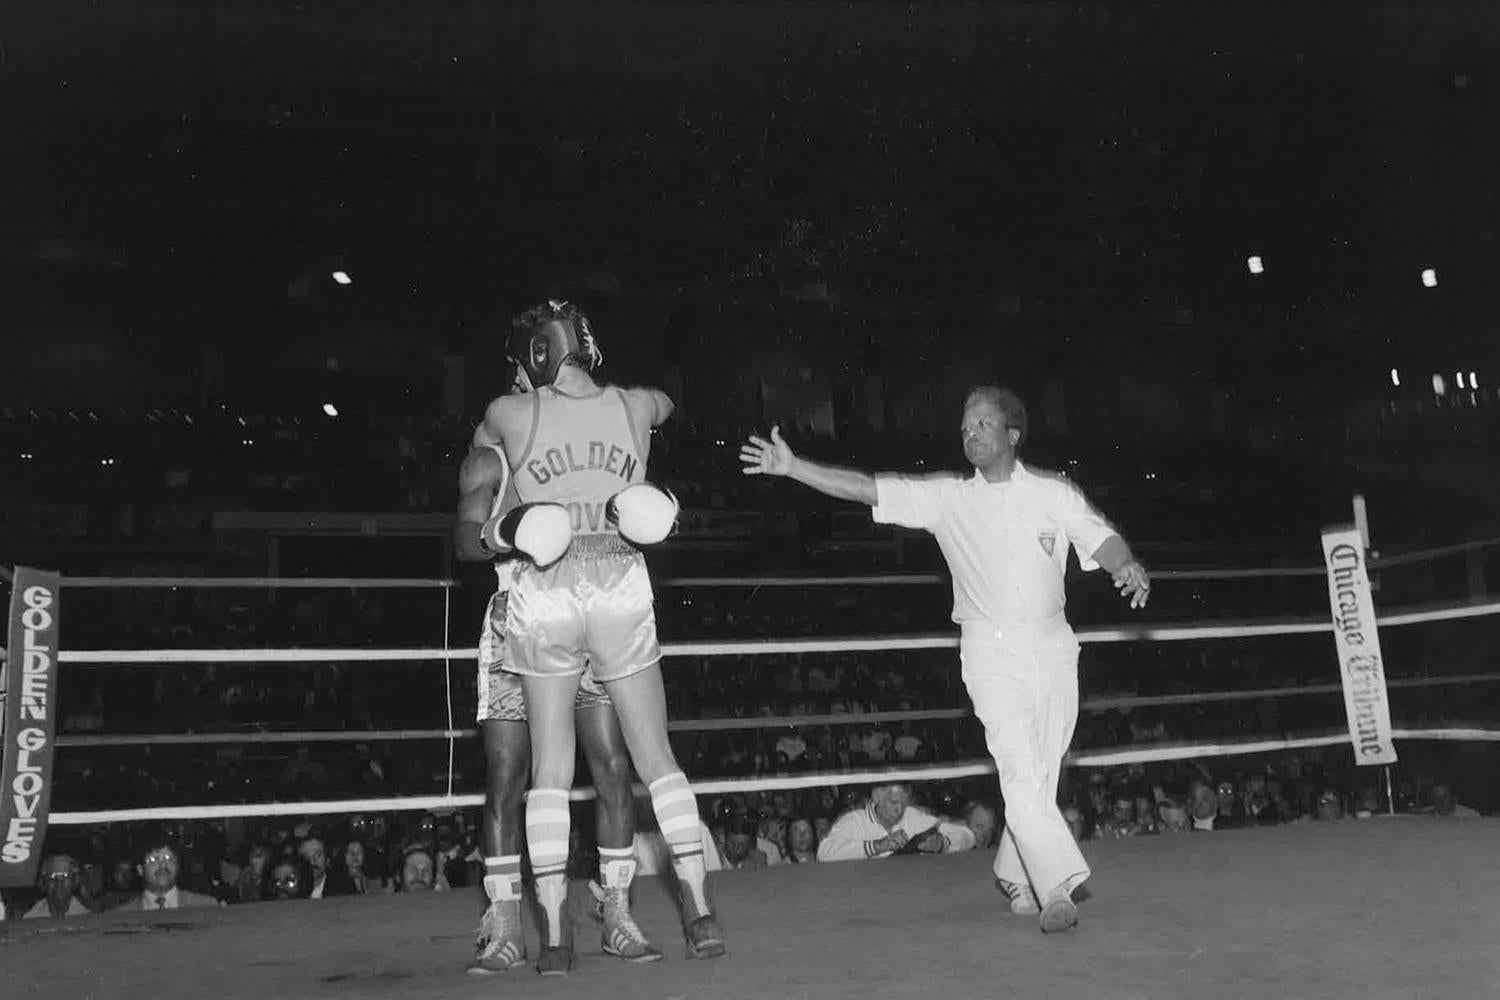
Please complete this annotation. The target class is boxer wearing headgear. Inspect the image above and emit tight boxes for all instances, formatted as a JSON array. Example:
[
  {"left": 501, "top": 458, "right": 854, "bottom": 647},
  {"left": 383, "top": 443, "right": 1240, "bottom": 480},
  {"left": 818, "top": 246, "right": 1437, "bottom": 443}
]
[
  {"left": 455, "top": 414, "right": 659, "bottom": 972},
  {"left": 505, "top": 298, "right": 604, "bottom": 390},
  {"left": 472, "top": 300, "right": 722, "bottom": 974}
]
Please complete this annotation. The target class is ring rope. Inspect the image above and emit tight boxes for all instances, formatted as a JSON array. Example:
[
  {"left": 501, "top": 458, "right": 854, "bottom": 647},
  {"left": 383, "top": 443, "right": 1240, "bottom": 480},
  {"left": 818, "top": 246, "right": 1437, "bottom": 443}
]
[
  {"left": 52, "top": 598, "right": 1500, "bottom": 666},
  {"left": 57, "top": 576, "right": 457, "bottom": 589},
  {"left": 45, "top": 725, "right": 1500, "bottom": 827},
  {"left": 45, "top": 533, "right": 1500, "bottom": 592},
  {"left": 50, "top": 671, "right": 1500, "bottom": 750},
  {"left": 659, "top": 567, "right": 1332, "bottom": 586}
]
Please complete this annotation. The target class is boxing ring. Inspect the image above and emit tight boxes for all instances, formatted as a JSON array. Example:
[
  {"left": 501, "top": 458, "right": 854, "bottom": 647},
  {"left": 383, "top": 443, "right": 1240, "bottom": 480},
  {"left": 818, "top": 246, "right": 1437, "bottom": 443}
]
[{"left": 4, "top": 540, "right": 1500, "bottom": 999}]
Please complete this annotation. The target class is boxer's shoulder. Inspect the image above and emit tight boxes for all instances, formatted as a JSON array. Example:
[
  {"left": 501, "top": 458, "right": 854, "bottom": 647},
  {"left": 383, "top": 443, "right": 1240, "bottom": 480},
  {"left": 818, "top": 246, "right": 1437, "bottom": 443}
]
[
  {"left": 462, "top": 444, "right": 506, "bottom": 470},
  {"left": 458, "top": 445, "right": 504, "bottom": 487},
  {"left": 614, "top": 384, "right": 674, "bottom": 425},
  {"left": 484, "top": 392, "right": 531, "bottom": 423}
]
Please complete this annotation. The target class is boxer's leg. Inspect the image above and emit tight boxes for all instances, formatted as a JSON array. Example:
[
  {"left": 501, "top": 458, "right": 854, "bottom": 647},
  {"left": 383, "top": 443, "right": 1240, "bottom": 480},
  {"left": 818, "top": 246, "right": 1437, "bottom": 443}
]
[
  {"left": 508, "top": 566, "right": 588, "bottom": 975},
  {"left": 469, "top": 592, "right": 531, "bottom": 974},
  {"left": 470, "top": 719, "right": 530, "bottom": 973},
  {"left": 520, "top": 675, "right": 581, "bottom": 971},
  {"left": 589, "top": 555, "right": 724, "bottom": 959},
  {"left": 577, "top": 694, "right": 660, "bottom": 963}
]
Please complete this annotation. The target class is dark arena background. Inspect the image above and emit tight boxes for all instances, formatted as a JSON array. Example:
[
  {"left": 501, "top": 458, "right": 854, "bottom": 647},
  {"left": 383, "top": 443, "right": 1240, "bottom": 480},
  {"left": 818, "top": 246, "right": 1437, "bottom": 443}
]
[{"left": 2, "top": 3, "right": 1499, "bottom": 998}]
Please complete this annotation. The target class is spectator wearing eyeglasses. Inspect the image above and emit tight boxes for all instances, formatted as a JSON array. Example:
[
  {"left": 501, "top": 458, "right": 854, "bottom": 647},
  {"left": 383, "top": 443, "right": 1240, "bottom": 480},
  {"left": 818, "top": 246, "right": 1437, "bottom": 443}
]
[
  {"left": 265, "top": 859, "right": 310, "bottom": 900},
  {"left": 1211, "top": 780, "right": 1247, "bottom": 829},
  {"left": 24, "top": 854, "right": 91, "bottom": 920},
  {"left": 117, "top": 838, "right": 223, "bottom": 911}
]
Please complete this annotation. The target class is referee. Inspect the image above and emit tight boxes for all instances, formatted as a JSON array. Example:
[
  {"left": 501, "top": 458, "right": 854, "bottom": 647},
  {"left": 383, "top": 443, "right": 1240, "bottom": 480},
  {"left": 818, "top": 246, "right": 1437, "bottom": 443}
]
[{"left": 739, "top": 386, "right": 1150, "bottom": 933}]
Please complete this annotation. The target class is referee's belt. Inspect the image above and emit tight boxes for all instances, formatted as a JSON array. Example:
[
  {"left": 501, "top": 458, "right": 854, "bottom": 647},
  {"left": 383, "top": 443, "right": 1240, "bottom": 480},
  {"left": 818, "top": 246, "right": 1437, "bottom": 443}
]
[{"left": 958, "top": 613, "right": 1069, "bottom": 644}]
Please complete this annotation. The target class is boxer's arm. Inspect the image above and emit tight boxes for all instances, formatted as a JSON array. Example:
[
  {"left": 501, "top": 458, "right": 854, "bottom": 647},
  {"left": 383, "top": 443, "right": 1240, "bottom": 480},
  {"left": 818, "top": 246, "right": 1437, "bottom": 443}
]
[
  {"left": 473, "top": 393, "right": 530, "bottom": 450},
  {"left": 472, "top": 397, "right": 505, "bottom": 449},
  {"left": 454, "top": 448, "right": 506, "bottom": 562},
  {"left": 622, "top": 386, "right": 675, "bottom": 428}
]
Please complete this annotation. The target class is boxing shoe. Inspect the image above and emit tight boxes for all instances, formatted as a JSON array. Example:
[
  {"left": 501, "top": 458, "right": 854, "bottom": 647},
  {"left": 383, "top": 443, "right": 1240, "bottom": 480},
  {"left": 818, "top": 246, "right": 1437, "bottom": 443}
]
[
  {"left": 599, "top": 883, "right": 663, "bottom": 964},
  {"left": 676, "top": 881, "right": 726, "bottom": 959},
  {"left": 467, "top": 900, "right": 527, "bottom": 975}
]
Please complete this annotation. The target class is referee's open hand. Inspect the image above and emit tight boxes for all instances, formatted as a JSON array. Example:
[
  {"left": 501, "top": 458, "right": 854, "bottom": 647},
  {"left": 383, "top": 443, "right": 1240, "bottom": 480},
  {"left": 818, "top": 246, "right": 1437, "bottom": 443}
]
[{"left": 740, "top": 424, "right": 794, "bottom": 477}]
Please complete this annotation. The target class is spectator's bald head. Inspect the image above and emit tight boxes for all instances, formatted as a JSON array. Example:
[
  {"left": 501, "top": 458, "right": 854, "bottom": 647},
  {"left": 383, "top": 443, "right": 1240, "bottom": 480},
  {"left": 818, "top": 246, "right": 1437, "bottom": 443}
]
[{"left": 870, "top": 784, "right": 912, "bottom": 827}]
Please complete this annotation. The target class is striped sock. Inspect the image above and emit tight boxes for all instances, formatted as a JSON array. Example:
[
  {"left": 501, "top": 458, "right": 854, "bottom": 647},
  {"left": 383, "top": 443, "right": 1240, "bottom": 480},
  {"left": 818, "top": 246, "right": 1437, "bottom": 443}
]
[
  {"left": 482, "top": 855, "right": 522, "bottom": 904},
  {"left": 648, "top": 771, "right": 710, "bottom": 917},
  {"left": 525, "top": 788, "right": 572, "bottom": 946}
]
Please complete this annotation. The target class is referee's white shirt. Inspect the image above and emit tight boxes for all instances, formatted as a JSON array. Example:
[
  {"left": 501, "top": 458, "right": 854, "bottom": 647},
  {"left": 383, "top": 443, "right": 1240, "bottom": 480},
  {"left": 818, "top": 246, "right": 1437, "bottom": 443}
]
[{"left": 872, "top": 462, "right": 1117, "bottom": 626}]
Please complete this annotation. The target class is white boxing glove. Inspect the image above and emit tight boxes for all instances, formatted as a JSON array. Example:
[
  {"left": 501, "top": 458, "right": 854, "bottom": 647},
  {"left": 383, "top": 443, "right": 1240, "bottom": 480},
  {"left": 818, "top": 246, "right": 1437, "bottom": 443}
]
[
  {"left": 606, "top": 483, "right": 680, "bottom": 546},
  {"left": 481, "top": 502, "right": 574, "bottom": 567}
]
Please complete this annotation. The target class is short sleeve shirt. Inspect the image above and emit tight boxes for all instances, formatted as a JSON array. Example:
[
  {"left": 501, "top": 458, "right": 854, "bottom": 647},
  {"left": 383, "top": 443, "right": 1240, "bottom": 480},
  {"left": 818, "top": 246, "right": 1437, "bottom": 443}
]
[{"left": 872, "top": 461, "right": 1116, "bottom": 624}]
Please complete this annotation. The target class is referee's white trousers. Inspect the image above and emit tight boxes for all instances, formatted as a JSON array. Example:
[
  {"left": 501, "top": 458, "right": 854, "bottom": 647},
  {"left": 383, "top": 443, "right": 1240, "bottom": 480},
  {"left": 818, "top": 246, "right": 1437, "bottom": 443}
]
[{"left": 959, "top": 618, "right": 1089, "bottom": 897}]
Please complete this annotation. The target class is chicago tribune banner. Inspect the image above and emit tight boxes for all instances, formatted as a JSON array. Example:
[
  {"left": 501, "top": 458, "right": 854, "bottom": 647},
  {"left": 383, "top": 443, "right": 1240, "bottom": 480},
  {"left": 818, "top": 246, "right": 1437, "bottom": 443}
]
[
  {"left": 1320, "top": 529, "right": 1398, "bottom": 766},
  {"left": 0, "top": 567, "right": 62, "bottom": 887}
]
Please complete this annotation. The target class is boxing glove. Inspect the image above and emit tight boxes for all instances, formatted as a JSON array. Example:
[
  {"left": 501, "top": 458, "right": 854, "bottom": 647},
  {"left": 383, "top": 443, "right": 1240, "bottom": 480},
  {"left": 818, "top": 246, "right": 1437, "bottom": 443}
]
[
  {"left": 606, "top": 483, "right": 680, "bottom": 546},
  {"left": 481, "top": 502, "right": 573, "bottom": 567}
]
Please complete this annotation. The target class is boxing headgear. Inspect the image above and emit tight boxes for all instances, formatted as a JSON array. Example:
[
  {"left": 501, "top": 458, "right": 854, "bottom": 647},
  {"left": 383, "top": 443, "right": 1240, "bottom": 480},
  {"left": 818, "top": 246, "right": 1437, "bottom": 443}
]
[{"left": 506, "top": 299, "right": 603, "bottom": 389}]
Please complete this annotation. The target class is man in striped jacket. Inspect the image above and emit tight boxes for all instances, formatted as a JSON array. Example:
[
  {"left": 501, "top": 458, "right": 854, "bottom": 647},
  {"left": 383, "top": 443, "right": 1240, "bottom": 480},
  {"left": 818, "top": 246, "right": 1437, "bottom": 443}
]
[{"left": 817, "top": 784, "right": 976, "bottom": 862}]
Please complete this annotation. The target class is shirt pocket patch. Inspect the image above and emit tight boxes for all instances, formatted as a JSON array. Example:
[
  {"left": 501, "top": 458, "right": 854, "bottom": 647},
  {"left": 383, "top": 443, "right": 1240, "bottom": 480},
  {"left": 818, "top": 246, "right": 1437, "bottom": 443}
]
[{"left": 1037, "top": 529, "right": 1057, "bottom": 556}]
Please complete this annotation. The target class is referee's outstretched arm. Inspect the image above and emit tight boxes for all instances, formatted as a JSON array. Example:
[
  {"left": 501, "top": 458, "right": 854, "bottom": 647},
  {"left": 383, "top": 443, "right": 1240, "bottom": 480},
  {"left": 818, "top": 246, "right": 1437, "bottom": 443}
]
[{"left": 739, "top": 424, "right": 878, "bottom": 505}]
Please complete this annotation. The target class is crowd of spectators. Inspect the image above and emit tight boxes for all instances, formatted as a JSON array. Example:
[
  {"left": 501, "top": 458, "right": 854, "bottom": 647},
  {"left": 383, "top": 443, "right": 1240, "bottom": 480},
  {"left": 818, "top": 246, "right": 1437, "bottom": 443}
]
[{"left": 3, "top": 742, "right": 1488, "bottom": 923}]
